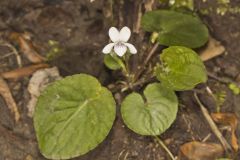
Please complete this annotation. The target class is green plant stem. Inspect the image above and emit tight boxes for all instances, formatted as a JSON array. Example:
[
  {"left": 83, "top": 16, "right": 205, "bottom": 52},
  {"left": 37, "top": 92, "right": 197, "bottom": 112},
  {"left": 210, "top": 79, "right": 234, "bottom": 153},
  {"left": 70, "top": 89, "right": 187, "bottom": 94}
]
[
  {"left": 110, "top": 54, "right": 128, "bottom": 76},
  {"left": 121, "top": 64, "right": 129, "bottom": 77},
  {"left": 123, "top": 53, "right": 130, "bottom": 77},
  {"left": 154, "top": 136, "right": 176, "bottom": 160}
]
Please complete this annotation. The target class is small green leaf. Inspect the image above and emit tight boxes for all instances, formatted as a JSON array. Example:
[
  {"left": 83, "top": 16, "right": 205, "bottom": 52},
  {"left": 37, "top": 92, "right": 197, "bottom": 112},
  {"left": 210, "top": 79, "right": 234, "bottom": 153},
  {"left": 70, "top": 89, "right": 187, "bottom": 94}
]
[
  {"left": 228, "top": 83, "right": 240, "bottom": 95},
  {"left": 46, "top": 40, "right": 64, "bottom": 61},
  {"left": 34, "top": 74, "right": 116, "bottom": 159},
  {"left": 121, "top": 83, "right": 178, "bottom": 136},
  {"left": 150, "top": 32, "right": 159, "bottom": 44},
  {"left": 141, "top": 10, "right": 209, "bottom": 48},
  {"left": 156, "top": 46, "right": 207, "bottom": 91},
  {"left": 104, "top": 54, "right": 123, "bottom": 70}
]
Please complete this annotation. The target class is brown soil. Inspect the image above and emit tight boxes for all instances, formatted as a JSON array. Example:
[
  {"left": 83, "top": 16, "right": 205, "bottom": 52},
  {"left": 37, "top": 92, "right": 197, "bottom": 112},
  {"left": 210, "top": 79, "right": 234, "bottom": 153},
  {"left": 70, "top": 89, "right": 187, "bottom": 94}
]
[{"left": 0, "top": 0, "right": 239, "bottom": 160}]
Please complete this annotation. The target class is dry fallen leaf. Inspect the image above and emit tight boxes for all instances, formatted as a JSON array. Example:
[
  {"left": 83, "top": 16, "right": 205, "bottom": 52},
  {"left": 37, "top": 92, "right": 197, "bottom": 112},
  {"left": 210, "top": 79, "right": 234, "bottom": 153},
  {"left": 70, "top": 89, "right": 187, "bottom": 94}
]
[
  {"left": 200, "top": 36, "right": 225, "bottom": 62},
  {"left": 0, "top": 63, "right": 49, "bottom": 79},
  {"left": 211, "top": 113, "right": 239, "bottom": 152},
  {"left": 0, "top": 77, "right": 20, "bottom": 122},
  {"left": 27, "top": 67, "right": 61, "bottom": 117},
  {"left": 179, "top": 141, "right": 224, "bottom": 160},
  {"left": 9, "top": 32, "right": 46, "bottom": 63}
]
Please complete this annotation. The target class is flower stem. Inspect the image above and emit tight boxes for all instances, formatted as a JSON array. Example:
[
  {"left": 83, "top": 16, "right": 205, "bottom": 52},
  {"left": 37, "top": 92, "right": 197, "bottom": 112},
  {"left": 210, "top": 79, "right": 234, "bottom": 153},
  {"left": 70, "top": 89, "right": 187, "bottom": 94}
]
[
  {"left": 123, "top": 54, "right": 129, "bottom": 75},
  {"left": 110, "top": 53, "right": 128, "bottom": 75}
]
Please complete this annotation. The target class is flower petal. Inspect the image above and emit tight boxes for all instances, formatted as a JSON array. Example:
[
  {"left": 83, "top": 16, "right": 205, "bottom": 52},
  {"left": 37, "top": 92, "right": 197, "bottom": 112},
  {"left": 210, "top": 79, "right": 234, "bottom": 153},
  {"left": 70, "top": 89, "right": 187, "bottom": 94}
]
[
  {"left": 102, "top": 43, "right": 115, "bottom": 54},
  {"left": 119, "top": 26, "right": 131, "bottom": 42},
  {"left": 125, "top": 43, "right": 137, "bottom": 54},
  {"left": 114, "top": 45, "right": 127, "bottom": 57},
  {"left": 109, "top": 27, "right": 120, "bottom": 42}
]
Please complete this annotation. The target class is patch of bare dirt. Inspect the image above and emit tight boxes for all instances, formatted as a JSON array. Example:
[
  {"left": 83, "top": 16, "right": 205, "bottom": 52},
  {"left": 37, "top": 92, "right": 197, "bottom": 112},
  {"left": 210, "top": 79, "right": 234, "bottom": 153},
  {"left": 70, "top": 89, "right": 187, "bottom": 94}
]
[{"left": 0, "top": 0, "right": 239, "bottom": 160}]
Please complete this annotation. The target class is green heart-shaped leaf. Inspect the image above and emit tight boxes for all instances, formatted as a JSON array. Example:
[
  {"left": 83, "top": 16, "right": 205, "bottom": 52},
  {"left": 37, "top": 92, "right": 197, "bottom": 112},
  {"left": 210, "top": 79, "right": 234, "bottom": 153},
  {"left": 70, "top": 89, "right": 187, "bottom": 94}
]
[
  {"left": 141, "top": 10, "right": 209, "bottom": 48},
  {"left": 156, "top": 46, "right": 207, "bottom": 91},
  {"left": 104, "top": 54, "right": 122, "bottom": 70},
  {"left": 121, "top": 83, "right": 178, "bottom": 136},
  {"left": 34, "top": 74, "right": 116, "bottom": 159}
]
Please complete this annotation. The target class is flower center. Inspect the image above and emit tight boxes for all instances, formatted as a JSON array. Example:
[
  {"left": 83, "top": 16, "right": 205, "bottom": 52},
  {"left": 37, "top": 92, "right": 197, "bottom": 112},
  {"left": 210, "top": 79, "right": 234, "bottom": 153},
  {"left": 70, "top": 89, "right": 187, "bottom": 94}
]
[{"left": 116, "top": 42, "right": 125, "bottom": 48}]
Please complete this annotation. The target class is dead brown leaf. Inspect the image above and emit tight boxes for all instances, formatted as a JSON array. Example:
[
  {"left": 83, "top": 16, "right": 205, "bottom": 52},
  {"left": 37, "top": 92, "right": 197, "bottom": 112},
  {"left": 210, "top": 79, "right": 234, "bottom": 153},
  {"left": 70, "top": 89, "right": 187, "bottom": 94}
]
[
  {"left": 211, "top": 113, "right": 239, "bottom": 152},
  {"left": 0, "top": 77, "right": 20, "bottom": 122},
  {"left": 0, "top": 63, "right": 49, "bottom": 79},
  {"left": 200, "top": 36, "right": 225, "bottom": 61},
  {"left": 27, "top": 67, "right": 61, "bottom": 117},
  {"left": 9, "top": 32, "right": 46, "bottom": 63},
  {"left": 179, "top": 141, "right": 224, "bottom": 160}
]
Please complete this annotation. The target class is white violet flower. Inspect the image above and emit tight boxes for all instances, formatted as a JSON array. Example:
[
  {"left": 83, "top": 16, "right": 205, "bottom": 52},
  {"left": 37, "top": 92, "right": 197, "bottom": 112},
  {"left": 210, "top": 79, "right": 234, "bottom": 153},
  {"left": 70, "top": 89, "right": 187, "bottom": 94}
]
[{"left": 102, "top": 26, "right": 137, "bottom": 57}]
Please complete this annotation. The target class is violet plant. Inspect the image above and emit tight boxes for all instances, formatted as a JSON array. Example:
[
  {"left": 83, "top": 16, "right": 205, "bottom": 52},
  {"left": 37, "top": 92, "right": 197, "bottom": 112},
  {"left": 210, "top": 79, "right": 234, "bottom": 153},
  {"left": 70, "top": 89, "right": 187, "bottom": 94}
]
[{"left": 33, "top": 9, "right": 208, "bottom": 160}]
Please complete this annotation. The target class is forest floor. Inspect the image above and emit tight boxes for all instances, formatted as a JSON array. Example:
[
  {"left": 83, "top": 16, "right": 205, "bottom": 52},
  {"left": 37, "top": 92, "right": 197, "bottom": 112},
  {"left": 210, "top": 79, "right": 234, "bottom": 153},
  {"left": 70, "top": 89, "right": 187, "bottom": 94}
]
[{"left": 0, "top": 0, "right": 239, "bottom": 160}]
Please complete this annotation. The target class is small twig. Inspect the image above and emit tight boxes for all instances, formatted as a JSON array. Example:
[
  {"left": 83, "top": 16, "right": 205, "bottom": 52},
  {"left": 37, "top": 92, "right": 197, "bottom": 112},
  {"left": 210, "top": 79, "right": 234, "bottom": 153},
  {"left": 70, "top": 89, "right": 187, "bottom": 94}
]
[
  {"left": 121, "top": 74, "right": 155, "bottom": 92},
  {"left": 205, "top": 86, "right": 214, "bottom": 95},
  {"left": 118, "top": 149, "right": 126, "bottom": 160},
  {"left": 194, "top": 92, "right": 232, "bottom": 152},
  {"left": 205, "top": 86, "right": 221, "bottom": 112},
  {"left": 0, "top": 52, "right": 14, "bottom": 60},
  {"left": 144, "top": 42, "right": 159, "bottom": 66},
  {"left": 202, "top": 133, "right": 212, "bottom": 142},
  {"left": 133, "top": 2, "right": 142, "bottom": 33},
  {"left": 123, "top": 151, "right": 129, "bottom": 160},
  {"left": 134, "top": 42, "right": 159, "bottom": 81},
  {"left": 155, "top": 136, "right": 176, "bottom": 160},
  {"left": 133, "top": 75, "right": 154, "bottom": 87},
  {"left": 207, "top": 72, "right": 235, "bottom": 84},
  {"left": 0, "top": 42, "right": 22, "bottom": 67}
]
